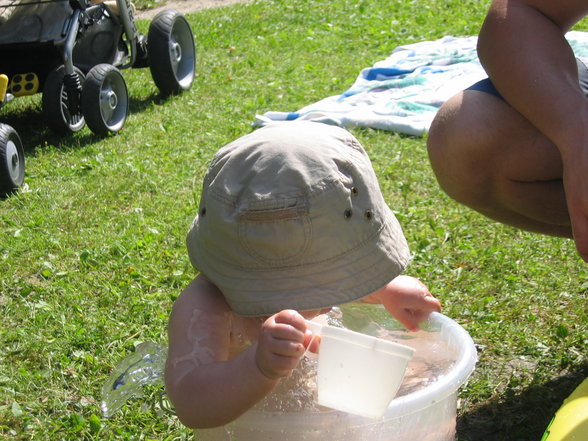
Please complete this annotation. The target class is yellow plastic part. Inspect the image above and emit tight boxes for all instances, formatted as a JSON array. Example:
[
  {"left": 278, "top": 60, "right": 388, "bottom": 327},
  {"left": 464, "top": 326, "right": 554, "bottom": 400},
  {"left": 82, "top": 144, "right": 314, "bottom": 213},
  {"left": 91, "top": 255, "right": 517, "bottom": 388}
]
[
  {"left": 8, "top": 72, "right": 39, "bottom": 96},
  {"left": 0, "top": 74, "right": 8, "bottom": 102},
  {"left": 541, "top": 378, "right": 588, "bottom": 441}
]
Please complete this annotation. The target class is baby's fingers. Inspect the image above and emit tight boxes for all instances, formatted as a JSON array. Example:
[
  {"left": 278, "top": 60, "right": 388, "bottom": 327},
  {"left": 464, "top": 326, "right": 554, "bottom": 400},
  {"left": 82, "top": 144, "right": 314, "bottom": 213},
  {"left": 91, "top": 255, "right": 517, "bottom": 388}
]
[
  {"left": 256, "top": 310, "right": 308, "bottom": 379},
  {"left": 256, "top": 340, "right": 305, "bottom": 379},
  {"left": 397, "top": 298, "right": 441, "bottom": 331},
  {"left": 420, "top": 294, "right": 442, "bottom": 314},
  {"left": 393, "top": 309, "right": 421, "bottom": 332},
  {"left": 263, "top": 310, "right": 307, "bottom": 344},
  {"left": 303, "top": 330, "right": 321, "bottom": 353}
]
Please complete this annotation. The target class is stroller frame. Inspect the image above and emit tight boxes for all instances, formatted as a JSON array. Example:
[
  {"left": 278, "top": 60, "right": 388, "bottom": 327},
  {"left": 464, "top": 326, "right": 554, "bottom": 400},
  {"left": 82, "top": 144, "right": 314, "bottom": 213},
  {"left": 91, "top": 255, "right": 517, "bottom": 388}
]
[{"left": 0, "top": 0, "right": 196, "bottom": 195}]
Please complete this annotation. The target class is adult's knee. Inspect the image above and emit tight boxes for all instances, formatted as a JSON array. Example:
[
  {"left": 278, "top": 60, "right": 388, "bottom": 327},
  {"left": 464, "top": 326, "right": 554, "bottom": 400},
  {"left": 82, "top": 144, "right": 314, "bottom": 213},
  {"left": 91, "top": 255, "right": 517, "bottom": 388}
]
[
  {"left": 426, "top": 92, "right": 496, "bottom": 206},
  {"left": 426, "top": 100, "right": 460, "bottom": 188}
]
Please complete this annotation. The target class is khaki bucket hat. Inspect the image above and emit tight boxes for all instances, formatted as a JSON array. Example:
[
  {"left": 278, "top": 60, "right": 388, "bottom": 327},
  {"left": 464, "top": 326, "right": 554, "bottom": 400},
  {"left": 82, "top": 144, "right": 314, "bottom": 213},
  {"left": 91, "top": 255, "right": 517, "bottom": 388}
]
[{"left": 186, "top": 121, "right": 410, "bottom": 316}]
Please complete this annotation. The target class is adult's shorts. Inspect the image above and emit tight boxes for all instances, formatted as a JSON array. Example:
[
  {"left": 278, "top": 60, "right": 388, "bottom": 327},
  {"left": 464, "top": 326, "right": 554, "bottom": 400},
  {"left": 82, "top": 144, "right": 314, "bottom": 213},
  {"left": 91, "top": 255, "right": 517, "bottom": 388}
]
[{"left": 466, "top": 58, "right": 588, "bottom": 98}]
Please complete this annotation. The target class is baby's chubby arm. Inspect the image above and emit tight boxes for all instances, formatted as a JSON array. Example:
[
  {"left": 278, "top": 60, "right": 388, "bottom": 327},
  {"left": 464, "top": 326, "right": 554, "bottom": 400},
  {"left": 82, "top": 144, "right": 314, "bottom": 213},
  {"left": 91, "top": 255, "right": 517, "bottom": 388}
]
[
  {"left": 362, "top": 275, "right": 441, "bottom": 331},
  {"left": 165, "top": 275, "right": 312, "bottom": 429}
]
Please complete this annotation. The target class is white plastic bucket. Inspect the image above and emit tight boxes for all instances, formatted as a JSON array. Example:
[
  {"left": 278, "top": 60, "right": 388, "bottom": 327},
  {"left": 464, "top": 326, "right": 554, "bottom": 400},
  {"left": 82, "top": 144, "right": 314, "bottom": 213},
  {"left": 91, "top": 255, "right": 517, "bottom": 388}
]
[
  {"left": 196, "top": 312, "right": 477, "bottom": 441},
  {"left": 309, "top": 321, "right": 415, "bottom": 418}
]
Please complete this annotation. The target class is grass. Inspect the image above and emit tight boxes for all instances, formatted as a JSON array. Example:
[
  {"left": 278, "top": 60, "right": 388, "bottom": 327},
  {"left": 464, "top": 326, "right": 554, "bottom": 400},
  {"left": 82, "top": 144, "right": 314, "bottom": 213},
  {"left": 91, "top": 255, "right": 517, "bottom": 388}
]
[{"left": 1, "top": 0, "right": 587, "bottom": 440}]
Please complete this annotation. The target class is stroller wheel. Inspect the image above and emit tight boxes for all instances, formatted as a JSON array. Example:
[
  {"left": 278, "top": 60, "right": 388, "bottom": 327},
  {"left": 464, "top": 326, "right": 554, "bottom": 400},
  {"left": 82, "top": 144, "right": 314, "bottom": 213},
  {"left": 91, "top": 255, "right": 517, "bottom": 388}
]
[
  {"left": 148, "top": 10, "right": 196, "bottom": 96},
  {"left": 0, "top": 123, "right": 25, "bottom": 196},
  {"left": 82, "top": 64, "right": 128, "bottom": 137},
  {"left": 42, "top": 66, "right": 86, "bottom": 135}
]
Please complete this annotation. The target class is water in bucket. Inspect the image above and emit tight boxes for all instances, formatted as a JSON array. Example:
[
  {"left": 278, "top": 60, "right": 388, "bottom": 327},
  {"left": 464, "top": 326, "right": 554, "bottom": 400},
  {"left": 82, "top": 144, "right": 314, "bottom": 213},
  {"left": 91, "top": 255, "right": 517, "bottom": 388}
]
[
  {"left": 101, "top": 306, "right": 476, "bottom": 441},
  {"left": 205, "top": 310, "right": 474, "bottom": 441}
]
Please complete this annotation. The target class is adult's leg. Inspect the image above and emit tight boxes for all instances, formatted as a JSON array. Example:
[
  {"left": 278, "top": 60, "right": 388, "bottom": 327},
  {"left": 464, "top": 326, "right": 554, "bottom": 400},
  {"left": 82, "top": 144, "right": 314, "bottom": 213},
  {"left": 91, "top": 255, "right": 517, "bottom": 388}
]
[{"left": 426, "top": 88, "right": 572, "bottom": 238}]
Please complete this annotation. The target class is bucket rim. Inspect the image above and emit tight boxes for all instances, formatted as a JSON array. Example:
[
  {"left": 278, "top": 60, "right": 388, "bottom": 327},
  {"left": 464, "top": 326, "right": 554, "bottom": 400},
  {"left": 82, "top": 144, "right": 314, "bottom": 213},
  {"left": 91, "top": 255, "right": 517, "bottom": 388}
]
[{"left": 379, "top": 311, "right": 478, "bottom": 418}]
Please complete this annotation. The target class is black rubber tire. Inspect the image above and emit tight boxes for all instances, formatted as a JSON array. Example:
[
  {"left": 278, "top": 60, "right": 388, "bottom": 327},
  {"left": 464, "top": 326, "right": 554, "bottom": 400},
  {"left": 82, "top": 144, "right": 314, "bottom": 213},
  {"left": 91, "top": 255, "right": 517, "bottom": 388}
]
[
  {"left": 42, "top": 65, "right": 85, "bottom": 135},
  {"left": 0, "top": 124, "right": 25, "bottom": 196},
  {"left": 81, "top": 64, "right": 128, "bottom": 136},
  {"left": 148, "top": 10, "right": 196, "bottom": 96}
]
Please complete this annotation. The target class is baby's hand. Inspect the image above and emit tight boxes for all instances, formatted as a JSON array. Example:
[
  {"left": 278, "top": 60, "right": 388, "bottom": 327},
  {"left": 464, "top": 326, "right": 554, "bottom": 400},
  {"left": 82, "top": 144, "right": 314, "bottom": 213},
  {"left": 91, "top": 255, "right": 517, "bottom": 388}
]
[
  {"left": 255, "top": 310, "right": 311, "bottom": 380},
  {"left": 377, "top": 275, "right": 441, "bottom": 331}
]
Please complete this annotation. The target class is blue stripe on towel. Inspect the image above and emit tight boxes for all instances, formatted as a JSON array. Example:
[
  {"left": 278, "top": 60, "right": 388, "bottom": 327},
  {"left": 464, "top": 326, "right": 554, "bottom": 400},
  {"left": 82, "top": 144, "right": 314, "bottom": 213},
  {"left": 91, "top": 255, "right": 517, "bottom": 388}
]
[
  {"left": 364, "top": 67, "right": 414, "bottom": 81},
  {"left": 285, "top": 112, "right": 300, "bottom": 120}
]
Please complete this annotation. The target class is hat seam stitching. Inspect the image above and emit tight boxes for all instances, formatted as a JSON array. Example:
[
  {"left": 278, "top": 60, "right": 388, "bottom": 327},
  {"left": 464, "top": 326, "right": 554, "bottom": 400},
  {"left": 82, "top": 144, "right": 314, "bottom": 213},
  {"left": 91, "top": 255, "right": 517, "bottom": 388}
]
[{"left": 205, "top": 174, "right": 349, "bottom": 208}]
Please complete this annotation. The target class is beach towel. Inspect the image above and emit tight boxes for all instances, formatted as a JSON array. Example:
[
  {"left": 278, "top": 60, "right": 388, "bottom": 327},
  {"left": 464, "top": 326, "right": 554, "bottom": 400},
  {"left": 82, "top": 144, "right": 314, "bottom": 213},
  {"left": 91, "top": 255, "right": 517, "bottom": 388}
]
[{"left": 255, "top": 32, "right": 588, "bottom": 137}]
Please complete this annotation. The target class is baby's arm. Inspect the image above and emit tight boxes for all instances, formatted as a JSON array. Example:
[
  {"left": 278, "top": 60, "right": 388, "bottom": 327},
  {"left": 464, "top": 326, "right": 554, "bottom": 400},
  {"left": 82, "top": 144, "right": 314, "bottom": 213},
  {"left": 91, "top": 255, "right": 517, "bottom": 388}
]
[
  {"left": 362, "top": 275, "right": 441, "bottom": 331},
  {"left": 165, "top": 275, "right": 310, "bottom": 429}
]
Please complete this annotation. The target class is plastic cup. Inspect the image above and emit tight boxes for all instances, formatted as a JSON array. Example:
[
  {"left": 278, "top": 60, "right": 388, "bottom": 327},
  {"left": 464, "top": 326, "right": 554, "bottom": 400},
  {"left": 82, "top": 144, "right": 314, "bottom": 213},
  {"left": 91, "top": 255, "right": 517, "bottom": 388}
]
[{"left": 306, "top": 320, "right": 415, "bottom": 419}]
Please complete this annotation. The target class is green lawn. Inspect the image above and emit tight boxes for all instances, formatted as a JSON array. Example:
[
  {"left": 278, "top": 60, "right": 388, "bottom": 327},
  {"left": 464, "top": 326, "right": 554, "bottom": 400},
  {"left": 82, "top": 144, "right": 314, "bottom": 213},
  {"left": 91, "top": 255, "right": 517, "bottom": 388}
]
[{"left": 1, "top": 0, "right": 587, "bottom": 440}]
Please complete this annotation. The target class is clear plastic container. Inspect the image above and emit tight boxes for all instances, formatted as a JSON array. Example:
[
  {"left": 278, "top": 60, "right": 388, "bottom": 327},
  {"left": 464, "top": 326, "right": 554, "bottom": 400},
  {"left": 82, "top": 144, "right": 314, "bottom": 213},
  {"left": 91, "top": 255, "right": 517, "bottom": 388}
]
[
  {"left": 308, "top": 320, "right": 415, "bottom": 419},
  {"left": 196, "top": 311, "right": 477, "bottom": 441}
]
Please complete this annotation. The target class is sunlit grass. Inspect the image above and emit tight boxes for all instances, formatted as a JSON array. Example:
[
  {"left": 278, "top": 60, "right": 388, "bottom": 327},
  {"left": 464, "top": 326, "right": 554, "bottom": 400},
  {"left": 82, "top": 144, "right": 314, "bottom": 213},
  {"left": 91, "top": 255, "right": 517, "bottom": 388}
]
[{"left": 1, "top": 1, "right": 586, "bottom": 440}]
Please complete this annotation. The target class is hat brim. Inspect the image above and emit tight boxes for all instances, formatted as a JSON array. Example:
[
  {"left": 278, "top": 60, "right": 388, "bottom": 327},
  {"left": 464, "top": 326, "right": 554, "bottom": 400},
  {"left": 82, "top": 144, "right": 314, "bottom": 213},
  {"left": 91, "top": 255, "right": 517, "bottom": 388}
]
[{"left": 187, "top": 206, "right": 410, "bottom": 317}]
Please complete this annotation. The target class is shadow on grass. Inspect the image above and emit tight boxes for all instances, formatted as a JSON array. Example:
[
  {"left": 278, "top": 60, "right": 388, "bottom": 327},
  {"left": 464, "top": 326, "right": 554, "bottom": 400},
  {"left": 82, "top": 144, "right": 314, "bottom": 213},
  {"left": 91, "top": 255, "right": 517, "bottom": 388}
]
[
  {"left": 0, "top": 88, "right": 168, "bottom": 156},
  {"left": 0, "top": 87, "right": 172, "bottom": 199},
  {"left": 457, "top": 361, "right": 588, "bottom": 441}
]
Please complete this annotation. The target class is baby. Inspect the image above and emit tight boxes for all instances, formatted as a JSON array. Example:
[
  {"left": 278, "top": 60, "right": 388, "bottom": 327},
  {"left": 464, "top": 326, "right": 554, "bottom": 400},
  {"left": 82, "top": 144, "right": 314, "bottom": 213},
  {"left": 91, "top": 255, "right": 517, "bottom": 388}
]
[{"left": 165, "top": 121, "right": 441, "bottom": 429}]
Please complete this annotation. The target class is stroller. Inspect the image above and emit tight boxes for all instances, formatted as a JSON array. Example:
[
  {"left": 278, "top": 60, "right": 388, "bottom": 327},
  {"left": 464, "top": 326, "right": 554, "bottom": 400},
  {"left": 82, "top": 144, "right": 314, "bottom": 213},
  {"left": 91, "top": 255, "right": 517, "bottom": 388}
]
[{"left": 0, "top": 0, "right": 196, "bottom": 195}]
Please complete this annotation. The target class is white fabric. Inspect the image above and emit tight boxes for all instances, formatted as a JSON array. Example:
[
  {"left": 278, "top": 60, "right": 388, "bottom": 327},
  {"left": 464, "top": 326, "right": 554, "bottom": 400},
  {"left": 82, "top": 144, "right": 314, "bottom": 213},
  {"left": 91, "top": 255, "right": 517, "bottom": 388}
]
[{"left": 255, "top": 32, "right": 588, "bottom": 137}]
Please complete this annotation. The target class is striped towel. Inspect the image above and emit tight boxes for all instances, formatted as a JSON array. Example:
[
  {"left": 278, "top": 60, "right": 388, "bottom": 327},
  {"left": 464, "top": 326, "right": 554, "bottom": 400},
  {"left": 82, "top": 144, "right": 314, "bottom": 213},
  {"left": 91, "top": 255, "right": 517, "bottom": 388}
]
[{"left": 255, "top": 32, "right": 588, "bottom": 136}]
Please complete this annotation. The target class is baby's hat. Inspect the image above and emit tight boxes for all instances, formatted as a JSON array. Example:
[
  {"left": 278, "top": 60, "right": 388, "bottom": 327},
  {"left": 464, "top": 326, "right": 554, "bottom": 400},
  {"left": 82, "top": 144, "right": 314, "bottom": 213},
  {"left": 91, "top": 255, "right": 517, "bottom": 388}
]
[{"left": 186, "top": 121, "right": 410, "bottom": 316}]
